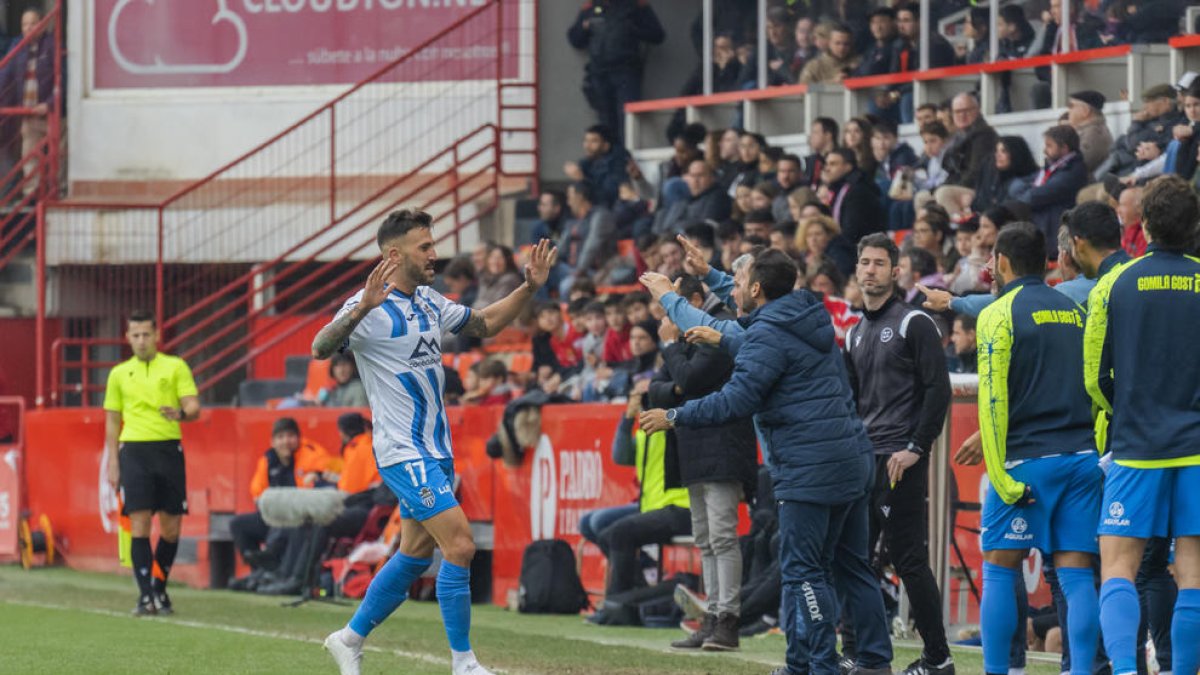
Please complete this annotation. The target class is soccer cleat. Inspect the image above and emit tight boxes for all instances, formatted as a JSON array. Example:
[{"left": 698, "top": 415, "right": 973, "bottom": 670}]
[
  {"left": 323, "top": 631, "right": 362, "bottom": 675},
  {"left": 154, "top": 592, "right": 174, "bottom": 616},
  {"left": 899, "top": 658, "right": 954, "bottom": 675},
  {"left": 673, "top": 584, "right": 708, "bottom": 621},
  {"left": 847, "top": 667, "right": 894, "bottom": 675},
  {"left": 671, "top": 613, "right": 715, "bottom": 649},
  {"left": 131, "top": 597, "right": 157, "bottom": 617},
  {"left": 839, "top": 655, "right": 856, "bottom": 674},
  {"left": 452, "top": 659, "right": 494, "bottom": 675}
]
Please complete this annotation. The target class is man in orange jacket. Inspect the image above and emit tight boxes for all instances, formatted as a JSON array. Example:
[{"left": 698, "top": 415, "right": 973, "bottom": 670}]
[{"left": 229, "top": 417, "right": 332, "bottom": 583}]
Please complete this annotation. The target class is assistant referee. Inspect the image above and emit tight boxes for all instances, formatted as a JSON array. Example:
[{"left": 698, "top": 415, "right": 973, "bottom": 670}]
[{"left": 104, "top": 310, "right": 200, "bottom": 616}]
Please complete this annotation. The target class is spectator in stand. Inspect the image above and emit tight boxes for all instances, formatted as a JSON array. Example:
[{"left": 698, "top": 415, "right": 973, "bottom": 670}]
[
  {"left": 474, "top": 244, "right": 523, "bottom": 310},
  {"left": 995, "top": 5, "right": 1036, "bottom": 113},
  {"left": 653, "top": 159, "right": 732, "bottom": 236},
  {"left": 631, "top": 123, "right": 704, "bottom": 208},
  {"left": 769, "top": 221, "right": 801, "bottom": 261},
  {"left": 786, "top": 188, "right": 819, "bottom": 225},
  {"left": 717, "top": 220, "right": 744, "bottom": 271},
  {"left": 530, "top": 190, "right": 567, "bottom": 245},
  {"left": 229, "top": 418, "right": 332, "bottom": 585},
  {"left": 567, "top": 0, "right": 665, "bottom": 147},
  {"left": 322, "top": 352, "right": 369, "bottom": 408},
  {"left": 602, "top": 295, "right": 632, "bottom": 364},
  {"left": 802, "top": 117, "right": 839, "bottom": 190},
  {"left": 760, "top": 7, "right": 798, "bottom": 86},
  {"left": 912, "top": 209, "right": 953, "bottom": 266},
  {"left": 771, "top": 154, "right": 805, "bottom": 224},
  {"left": 962, "top": 8, "right": 990, "bottom": 65},
  {"left": 710, "top": 128, "right": 743, "bottom": 193},
  {"left": 1109, "top": 0, "right": 1185, "bottom": 44},
  {"left": 579, "top": 300, "right": 609, "bottom": 373},
  {"left": 623, "top": 291, "right": 652, "bottom": 326},
  {"left": 730, "top": 131, "right": 767, "bottom": 196},
  {"left": 872, "top": 119, "right": 918, "bottom": 230},
  {"left": 750, "top": 180, "right": 780, "bottom": 213},
  {"left": 1108, "top": 83, "right": 1185, "bottom": 178},
  {"left": 568, "top": 277, "right": 597, "bottom": 303},
  {"left": 464, "top": 359, "right": 515, "bottom": 406},
  {"left": 915, "top": 103, "right": 937, "bottom": 129},
  {"left": 1061, "top": 90, "right": 1112, "bottom": 176},
  {"left": 1014, "top": 125, "right": 1089, "bottom": 257},
  {"left": 1115, "top": 185, "right": 1147, "bottom": 257},
  {"left": 441, "top": 258, "right": 478, "bottom": 351},
  {"left": 820, "top": 147, "right": 884, "bottom": 275},
  {"left": 0, "top": 8, "right": 54, "bottom": 197},
  {"left": 936, "top": 92, "right": 998, "bottom": 218},
  {"left": 972, "top": 136, "right": 1041, "bottom": 214},
  {"left": 614, "top": 181, "right": 653, "bottom": 239},
  {"left": 532, "top": 302, "right": 581, "bottom": 378},
  {"left": 901, "top": 247, "right": 946, "bottom": 306},
  {"left": 948, "top": 314, "right": 977, "bottom": 374},
  {"left": 564, "top": 125, "right": 629, "bottom": 209},
  {"left": 1030, "top": 0, "right": 1108, "bottom": 108},
  {"left": 842, "top": 117, "right": 878, "bottom": 182},
  {"left": 914, "top": 121, "right": 951, "bottom": 198},
  {"left": 743, "top": 208, "right": 774, "bottom": 242},
  {"left": 1054, "top": 224, "right": 1095, "bottom": 307},
  {"left": 789, "top": 16, "right": 819, "bottom": 81},
  {"left": 678, "top": 33, "right": 745, "bottom": 100},
  {"left": 885, "top": 3, "right": 957, "bottom": 123},
  {"left": 796, "top": 214, "right": 844, "bottom": 276},
  {"left": 732, "top": 179, "right": 754, "bottom": 223},
  {"left": 855, "top": 7, "right": 899, "bottom": 78},
  {"left": 946, "top": 216, "right": 986, "bottom": 295},
  {"left": 798, "top": 22, "right": 858, "bottom": 84},
  {"left": 656, "top": 236, "right": 685, "bottom": 278},
  {"left": 1121, "top": 84, "right": 1200, "bottom": 186},
  {"left": 559, "top": 180, "right": 621, "bottom": 298},
  {"left": 681, "top": 221, "right": 721, "bottom": 271}
]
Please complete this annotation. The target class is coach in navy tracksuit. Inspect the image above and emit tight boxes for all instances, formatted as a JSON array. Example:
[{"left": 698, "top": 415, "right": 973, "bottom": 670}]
[{"left": 641, "top": 249, "right": 891, "bottom": 675}]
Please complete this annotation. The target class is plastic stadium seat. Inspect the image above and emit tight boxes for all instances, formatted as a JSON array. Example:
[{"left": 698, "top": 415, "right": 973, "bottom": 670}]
[
  {"left": 304, "top": 359, "right": 335, "bottom": 400},
  {"left": 507, "top": 352, "right": 533, "bottom": 373}
]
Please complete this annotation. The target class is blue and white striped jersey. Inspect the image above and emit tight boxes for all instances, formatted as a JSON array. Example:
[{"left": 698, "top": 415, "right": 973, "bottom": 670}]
[{"left": 335, "top": 286, "right": 472, "bottom": 468}]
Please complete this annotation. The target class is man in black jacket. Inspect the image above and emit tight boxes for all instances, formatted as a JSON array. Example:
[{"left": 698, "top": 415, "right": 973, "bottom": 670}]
[
  {"left": 568, "top": 0, "right": 665, "bottom": 146},
  {"left": 654, "top": 159, "right": 732, "bottom": 235},
  {"left": 644, "top": 273, "right": 757, "bottom": 652},
  {"left": 844, "top": 233, "right": 954, "bottom": 675},
  {"left": 821, "top": 148, "right": 884, "bottom": 277}
]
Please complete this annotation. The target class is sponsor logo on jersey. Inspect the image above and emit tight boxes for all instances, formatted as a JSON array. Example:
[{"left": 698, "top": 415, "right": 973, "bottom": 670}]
[
  {"left": 1003, "top": 515, "right": 1033, "bottom": 542},
  {"left": 1104, "top": 500, "right": 1130, "bottom": 528},
  {"left": 410, "top": 335, "right": 441, "bottom": 359}
]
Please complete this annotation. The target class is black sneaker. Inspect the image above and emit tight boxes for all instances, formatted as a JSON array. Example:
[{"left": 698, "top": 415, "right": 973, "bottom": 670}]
[
  {"left": 899, "top": 658, "right": 954, "bottom": 675},
  {"left": 154, "top": 592, "right": 173, "bottom": 616},
  {"left": 132, "top": 597, "right": 157, "bottom": 617},
  {"left": 839, "top": 655, "right": 855, "bottom": 675}
]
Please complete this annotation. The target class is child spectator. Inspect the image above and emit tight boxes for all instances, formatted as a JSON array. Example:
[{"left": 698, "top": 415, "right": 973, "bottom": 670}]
[
  {"left": 946, "top": 217, "right": 986, "bottom": 295},
  {"left": 463, "top": 359, "right": 515, "bottom": 406},
  {"left": 623, "top": 292, "right": 652, "bottom": 326},
  {"left": 602, "top": 296, "right": 632, "bottom": 364},
  {"left": 568, "top": 277, "right": 596, "bottom": 303},
  {"left": 580, "top": 301, "right": 609, "bottom": 370},
  {"left": 531, "top": 302, "right": 581, "bottom": 376}
]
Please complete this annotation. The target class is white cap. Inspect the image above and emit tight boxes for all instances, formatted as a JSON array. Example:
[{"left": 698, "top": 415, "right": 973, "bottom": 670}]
[{"left": 1176, "top": 71, "right": 1198, "bottom": 91}]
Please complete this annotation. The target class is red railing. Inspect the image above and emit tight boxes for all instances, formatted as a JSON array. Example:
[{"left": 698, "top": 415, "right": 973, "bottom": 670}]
[
  {"left": 39, "top": 0, "right": 537, "bottom": 406},
  {"left": 625, "top": 44, "right": 1134, "bottom": 113},
  {"left": 0, "top": 3, "right": 63, "bottom": 273}
]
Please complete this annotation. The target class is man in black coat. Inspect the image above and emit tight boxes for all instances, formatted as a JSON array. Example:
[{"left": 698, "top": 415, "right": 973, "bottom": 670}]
[
  {"left": 821, "top": 148, "right": 884, "bottom": 277},
  {"left": 653, "top": 159, "right": 732, "bottom": 235},
  {"left": 644, "top": 273, "right": 757, "bottom": 652}
]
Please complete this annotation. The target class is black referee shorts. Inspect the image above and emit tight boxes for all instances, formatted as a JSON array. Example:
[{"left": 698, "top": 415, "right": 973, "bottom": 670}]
[{"left": 119, "top": 440, "right": 188, "bottom": 515}]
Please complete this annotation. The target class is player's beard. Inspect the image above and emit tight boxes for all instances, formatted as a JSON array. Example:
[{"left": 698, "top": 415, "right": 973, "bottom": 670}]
[{"left": 403, "top": 257, "right": 434, "bottom": 286}]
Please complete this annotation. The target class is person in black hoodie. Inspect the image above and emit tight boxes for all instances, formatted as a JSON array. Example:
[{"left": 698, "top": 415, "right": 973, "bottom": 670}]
[
  {"left": 820, "top": 148, "right": 884, "bottom": 277},
  {"left": 971, "top": 136, "right": 1040, "bottom": 214},
  {"left": 645, "top": 274, "right": 757, "bottom": 652}
]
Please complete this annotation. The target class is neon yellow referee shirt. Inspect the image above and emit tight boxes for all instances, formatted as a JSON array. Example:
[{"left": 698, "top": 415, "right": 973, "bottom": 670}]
[{"left": 103, "top": 353, "right": 198, "bottom": 442}]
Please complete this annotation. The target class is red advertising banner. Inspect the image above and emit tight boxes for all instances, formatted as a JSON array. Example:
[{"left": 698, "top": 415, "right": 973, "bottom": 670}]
[{"left": 92, "top": 0, "right": 519, "bottom": 90}]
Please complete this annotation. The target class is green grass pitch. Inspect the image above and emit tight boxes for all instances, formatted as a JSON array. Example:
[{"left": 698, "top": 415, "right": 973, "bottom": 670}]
[{"left": 0, "top": 566, "right": 1063, "bottom": 674}]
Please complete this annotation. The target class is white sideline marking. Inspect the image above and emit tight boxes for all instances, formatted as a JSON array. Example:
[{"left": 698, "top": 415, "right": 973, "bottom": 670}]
[{"left": 2, "top": 598, "right": 449, "bottom": 668}]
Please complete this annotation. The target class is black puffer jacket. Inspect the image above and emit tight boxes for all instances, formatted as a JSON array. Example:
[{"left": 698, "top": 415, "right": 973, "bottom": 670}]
[{"left": 648, "top": 306, "right": 757, "bottom": 500}]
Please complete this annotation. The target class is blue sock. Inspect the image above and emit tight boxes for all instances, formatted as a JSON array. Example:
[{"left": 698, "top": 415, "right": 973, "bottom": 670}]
[
  {"left": 1100, "top": 578, "right": 1141, "bottom": 675},
  {"left": 982, "top": 562, "right": 1020, "bottom": 675},
  {"left": 437, "top": 560, "right": 472, "bottom": 653},
  {"left": 348, "top": 553, "right": 431, "bottom": 637},
  {"left": 1057, "top": 566, "right": 1100, "bottom": 675},
  {"left": 1171, "top": 588, "right": 1200, "bottom": 675}
]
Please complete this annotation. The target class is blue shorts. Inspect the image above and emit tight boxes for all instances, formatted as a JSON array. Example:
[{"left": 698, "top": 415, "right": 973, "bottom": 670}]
[
  {"left": 1098, "top": 463, "right": 1200, "bottom": 539},
  {"left": 981, "top": 452, "right": 1102, "bottom": 554},
  {"left": 380, "top": 457, "right": 459, "bottom": 522}
]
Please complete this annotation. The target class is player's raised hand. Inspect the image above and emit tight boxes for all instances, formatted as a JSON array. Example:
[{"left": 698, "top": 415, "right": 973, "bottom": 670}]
[
  {"left": 524, "top": 238, "right": 558, "bottom": 292},
  {"left": 677, "top": 234, "right": 711, "bottom": 277},
  {"left": 362, "top": 258, "right": 398, "bottom": 310},
  {"left": 639, "top": 271, "right": 673, "bottom": 300},
  {"left": 684, "top": 326, "right": 722, "bottom": 346}
]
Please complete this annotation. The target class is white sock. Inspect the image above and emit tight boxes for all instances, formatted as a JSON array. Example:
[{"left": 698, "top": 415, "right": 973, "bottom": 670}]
[
  {"left": 339, "top": 626, "right": 364, "bottom": 648},
  {"left": 451, "top": 649, "right": 475, "bottom": 667},
  {"left": 1007, "top": 668, "right": 1026, "bottom": 675}
]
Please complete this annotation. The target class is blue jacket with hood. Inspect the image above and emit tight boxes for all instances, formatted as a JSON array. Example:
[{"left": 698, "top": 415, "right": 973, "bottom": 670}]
[{"left": 675, "top": 290, "right": 874, "bottom": 504}]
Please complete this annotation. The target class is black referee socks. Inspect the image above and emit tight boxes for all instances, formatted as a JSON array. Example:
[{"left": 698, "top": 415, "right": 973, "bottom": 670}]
[
  {"left": 130, "top": 537, "right": 154, "bottom": 604},
  {"left": 153, "top": 539, "right": 178, "bottom": 594}
]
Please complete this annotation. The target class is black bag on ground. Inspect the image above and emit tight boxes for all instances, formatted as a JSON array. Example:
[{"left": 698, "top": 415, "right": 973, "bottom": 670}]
[{"left": 517, "top": 539, "right": 589, "bottom": 614}]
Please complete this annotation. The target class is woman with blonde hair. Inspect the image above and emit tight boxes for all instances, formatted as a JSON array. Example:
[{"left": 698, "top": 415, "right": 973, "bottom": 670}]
[
  {"left": 786, "top": 187, "right": 819, "bottom": 224},
  {"left": 795, "top": 214, "right": 841, "bottom": 273}
]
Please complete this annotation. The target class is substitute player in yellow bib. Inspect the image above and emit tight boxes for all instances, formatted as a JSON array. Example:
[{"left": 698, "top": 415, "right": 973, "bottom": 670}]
[{"left": 103, "top": 310, "right": 200, "bottom": 616}]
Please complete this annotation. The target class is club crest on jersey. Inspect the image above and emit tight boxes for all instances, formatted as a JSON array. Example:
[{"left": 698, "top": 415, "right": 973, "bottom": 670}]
[
  {"left": 419, "top": 486, "right": 436, "bottom": 508},
  {"left": 410, "top": 335, "right": 441, "bottom": 359},
  {"left": 880, "top": 327, "right": 894, "bottom": 343}
]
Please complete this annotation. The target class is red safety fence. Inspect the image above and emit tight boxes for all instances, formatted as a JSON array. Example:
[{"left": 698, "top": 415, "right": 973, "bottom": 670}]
[
  {"left": 37, "top": 0, "right": 538, "bottom": 407},
  {"left": 0, "top": 2, "right": 63, "bottom": 273}
]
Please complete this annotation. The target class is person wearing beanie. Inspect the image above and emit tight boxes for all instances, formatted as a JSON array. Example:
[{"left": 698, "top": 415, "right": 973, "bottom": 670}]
[{"left": 1067, "top": 90, "right": 1112, "bottom": 174}]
